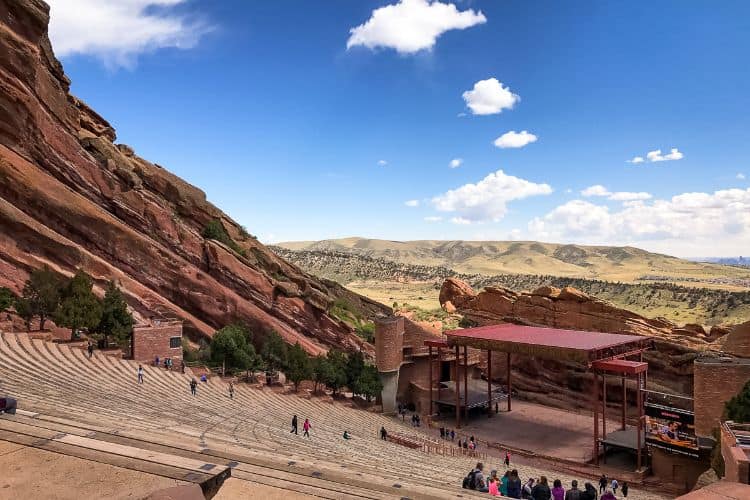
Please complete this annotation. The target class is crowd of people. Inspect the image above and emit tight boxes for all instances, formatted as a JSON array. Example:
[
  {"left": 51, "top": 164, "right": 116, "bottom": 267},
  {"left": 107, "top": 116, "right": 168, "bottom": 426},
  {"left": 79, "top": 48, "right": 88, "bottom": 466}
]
[{"left": 464, "top": 464, "right": 629, "bottom": 499}]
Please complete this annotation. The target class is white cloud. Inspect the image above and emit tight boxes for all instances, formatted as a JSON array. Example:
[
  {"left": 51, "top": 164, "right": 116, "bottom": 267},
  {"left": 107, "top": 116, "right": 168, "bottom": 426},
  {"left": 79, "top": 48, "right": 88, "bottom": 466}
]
[
  {"left": 47, "top": 0, "right": 210, "bottom": 68},
  {"left": 451, "top": 217, "right": 472, "bottom": 225},
  {"left": 493, "top": 130, "right": 537, "bottom": 149},
  {"left": 378, "top": 159, "right": 388, "bottom": 166},
  {"left": 627, "top": 156, "right": 645, "bottom": 164},
  {"left": 432, "top": 169, "right": 553, "bottom": 223},
  {"left": 462, "top": 78, "right": 519, "bottom": 115},
  {"left": 581, "top": 185, "right": 610, "bottom": 197},
  {"left": 737, "top": 173, "right": 746, "bottom": 180},
  {"left": 404, "top": 199, "right": 420, "bottom": 207},
  {"left": 346, "top": 0, "right": 486, "bottom": 54},
  {"left": 424, "top": 216, "right": 443, "bottom": 222},
  {"left": 581, "top": 185, "right": 652, "bottom": 201},
  {"left": 646, "top": 148, "right": 684, "bottom": 162},
  {"left": 528, "top": 188, "right": 750, "bottom": 255},
  {"left": 449, "top": 158, "right": 463, "bottom": 169}
]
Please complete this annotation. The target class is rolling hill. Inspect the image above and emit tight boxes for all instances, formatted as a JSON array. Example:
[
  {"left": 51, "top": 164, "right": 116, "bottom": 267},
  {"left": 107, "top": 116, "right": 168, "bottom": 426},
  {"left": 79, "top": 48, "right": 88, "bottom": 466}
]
[{"left": 278, "top": 238, "right": 750, "bottom": 289}]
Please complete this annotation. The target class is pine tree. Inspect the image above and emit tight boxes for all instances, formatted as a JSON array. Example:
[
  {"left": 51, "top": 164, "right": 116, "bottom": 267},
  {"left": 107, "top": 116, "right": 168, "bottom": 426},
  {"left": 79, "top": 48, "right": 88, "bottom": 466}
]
[
  {"left": 311, "top": 355, "right": 332, "bottom": 394},
  {"left": 15, "top": 265, "right": 62, "bottom": 331},
  {"left": 0, "top": 287, "right": 14, "bottom": 313},
  {"left": 211, "top": 324, "right": 262, "bottom": 377},
  {"left": 324, "top": 349, "right": 348, "bottom": 396},
  {"left": 352, "top": 364, "right": 383, "bottom": 402},
  {"left": 725, "top": 379, "right": 750, "bottom": 422},
  {"left": 55, "top": 269, "right": 102, "bottom": 340},
  {"left": 286, "top": 342, "right": 312, "bottom": 392},
  {"left": 261, "top": 331, "right": 288, "bottom": 373},
  {"left": 95, "top": 281, "right": 134, "bottom": 348}
]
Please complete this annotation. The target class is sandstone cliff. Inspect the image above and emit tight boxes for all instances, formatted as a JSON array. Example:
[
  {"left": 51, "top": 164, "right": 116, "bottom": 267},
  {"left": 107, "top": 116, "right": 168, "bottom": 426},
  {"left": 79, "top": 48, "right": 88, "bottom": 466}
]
[
  {"left": 0, "top": 0, "right": 387, "bottom": 354},
  {"left": 439, "top": 278, "right": 743, "bottom": 407}
]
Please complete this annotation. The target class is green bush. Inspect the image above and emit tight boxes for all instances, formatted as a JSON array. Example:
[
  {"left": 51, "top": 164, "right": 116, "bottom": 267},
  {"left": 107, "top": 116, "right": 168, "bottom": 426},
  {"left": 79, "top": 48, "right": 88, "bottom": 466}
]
[
  {"left": 725, "top": 379, "right": 750, "bottom": 422},
  {"left": 202, "top": 220, "right": 246, "bottom": 256}
]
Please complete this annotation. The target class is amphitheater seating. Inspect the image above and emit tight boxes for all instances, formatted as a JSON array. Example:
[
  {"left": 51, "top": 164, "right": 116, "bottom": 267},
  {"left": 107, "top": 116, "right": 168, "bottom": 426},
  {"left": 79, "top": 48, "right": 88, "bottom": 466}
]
[{"left": 0, "top": 332, "right": 664, "bottom": 499}]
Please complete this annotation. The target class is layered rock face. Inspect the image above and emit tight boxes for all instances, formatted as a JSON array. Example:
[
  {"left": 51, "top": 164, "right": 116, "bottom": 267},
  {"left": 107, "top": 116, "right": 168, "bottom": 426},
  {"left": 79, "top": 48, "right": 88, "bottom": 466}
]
[
  {"left": 0, "top": 0, "right": 387, "bottom": 354},
  {"left": 440, "top": 278, "right": 738, "bottom": 407}
]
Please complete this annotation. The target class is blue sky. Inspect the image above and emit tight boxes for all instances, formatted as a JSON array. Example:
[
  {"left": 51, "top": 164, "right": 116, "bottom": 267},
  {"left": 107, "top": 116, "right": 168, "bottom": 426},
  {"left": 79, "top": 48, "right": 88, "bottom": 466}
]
[{"left": 48, "top": 1, "right": 750, "bottom": 256}]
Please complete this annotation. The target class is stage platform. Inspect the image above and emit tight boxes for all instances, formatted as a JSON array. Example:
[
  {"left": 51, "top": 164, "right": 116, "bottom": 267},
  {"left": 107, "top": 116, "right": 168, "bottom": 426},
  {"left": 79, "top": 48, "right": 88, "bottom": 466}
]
[{"left": 435, "top": 380, "right": 506, "bottom": 410}]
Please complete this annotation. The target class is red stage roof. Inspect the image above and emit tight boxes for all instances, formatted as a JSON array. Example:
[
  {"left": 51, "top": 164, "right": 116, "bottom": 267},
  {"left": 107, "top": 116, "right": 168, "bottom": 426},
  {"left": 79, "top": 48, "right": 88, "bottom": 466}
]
[{"left": 444, "top": 324, "right": 650, "bottom": 363}]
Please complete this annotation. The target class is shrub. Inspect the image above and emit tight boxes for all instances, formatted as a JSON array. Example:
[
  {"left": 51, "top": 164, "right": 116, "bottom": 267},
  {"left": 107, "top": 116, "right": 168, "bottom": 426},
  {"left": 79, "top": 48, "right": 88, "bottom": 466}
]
[{"left": 202, "top": 219, "right": 246, "bottom": 256}]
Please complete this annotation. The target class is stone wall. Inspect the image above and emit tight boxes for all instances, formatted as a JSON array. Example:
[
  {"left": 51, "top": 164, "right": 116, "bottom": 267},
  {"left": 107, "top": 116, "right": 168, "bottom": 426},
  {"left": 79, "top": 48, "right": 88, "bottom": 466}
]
[
  {"left": 650, "top": 448, "right": 709, "bottom": 492},
  {"left": 132, "top": 321, "right": 183, "bottom": 365},
  {"left": 694, "top": 357, "right": 750, "bottom": 437},
  {"left": 721, "top": 424, "right": 750, "bottom": 484}
]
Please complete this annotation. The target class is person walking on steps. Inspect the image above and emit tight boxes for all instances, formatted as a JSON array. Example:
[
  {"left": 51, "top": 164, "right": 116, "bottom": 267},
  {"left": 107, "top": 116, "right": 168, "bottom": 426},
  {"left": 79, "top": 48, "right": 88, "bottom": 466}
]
[
  {"left": 190, "top": 378, "right": 198, "bottom": 396},
  {"left": 228, "top": 381, "right": 235, "bottom": 399},
  {"left": 621, "top": 482, "right": 628, "bottom": 498},
  {"left": 380, "top": 426, "right": 387, "bottom": 440},
  {"left": 610, "top": 479, "right": 618, "bottom": 496},
  {"left": 599, "top": 475, "right": 608, "bottom": 495},
  {"left": 137, "top": 364, "right": 144, "bottom": 384},
  {"left": 303, "top": 418, "right": 311, "bottom": 438},
  {"left": 87, "top": 341, "right": 94, "bottom": 359},
  {"left": 290, "top": 415, "right": 298, "bottom": 435},
  {"left": 504, "top": 450, "right": 511, "bottom": 468}
]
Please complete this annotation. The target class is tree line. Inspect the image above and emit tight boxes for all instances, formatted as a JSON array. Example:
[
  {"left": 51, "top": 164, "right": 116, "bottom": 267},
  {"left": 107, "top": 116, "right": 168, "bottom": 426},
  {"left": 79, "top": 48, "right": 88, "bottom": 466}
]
[
  {"left": 0, "top": 266, "right": 133, "bottom": 346},
  {"left": 205, "top": 323, "right": 383, "bottom": 401}
]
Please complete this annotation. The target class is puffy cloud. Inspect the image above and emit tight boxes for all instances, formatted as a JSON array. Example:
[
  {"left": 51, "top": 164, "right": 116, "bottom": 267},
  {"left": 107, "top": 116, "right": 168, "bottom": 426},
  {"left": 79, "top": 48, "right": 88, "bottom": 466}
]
[
  {"left": 528, "top": 188, "right": 750, "bottom": 254},
  {"left": 431, "top": 169, "right": 552, "bottom": 223},
  {"left": 581, "top": 185, "right": 652, "bottom": 201},
  {"left": 377, "top": 159, "right": 388, "bottom": 166},
  {"left": 737, "top": 173, "right": 746, "bottom": 180},
  {"left": 346, "top": 0, "right": 486, "bottom": 54},
  {"left": 449, "top": 158, "right": 463, "bottom": 169},
  {"left": 647, "top": 148, "right": 684, "bottom": 162},
  {"left": 462, "top": 78, "right": 519, "bottom": 115},
  {"left": 493, "top": 130, "right": 537, "bottom": 149},
  {"left": 628, "top": 148, "right": 683, "bottom": 164},
  {"left": 404, "top": 199, "right": 420, "bottom": 207},
  {"left": 47, "top": 0, "right": 210, "bottom": 68},
  {"left": 451, "top": 217, "right": 472, "bottom": 225},
  {"left": 424, "top": 216, "right": 443, "bottom": 222}
]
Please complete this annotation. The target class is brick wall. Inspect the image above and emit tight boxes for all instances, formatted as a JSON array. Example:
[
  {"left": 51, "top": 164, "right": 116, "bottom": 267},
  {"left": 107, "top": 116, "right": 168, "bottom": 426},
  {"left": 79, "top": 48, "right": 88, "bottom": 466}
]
[
  {"left": 375, "top": 316, "right": 404, "bottom": 372},
  {"left": 694, "top": 358, "right": 750, "bottom": 437},
  {"left": 721, "top": 424, "right": 750, "bottom": 483},
  {"left": 132, "top": 322, "right": 183, "bottom": 365}
]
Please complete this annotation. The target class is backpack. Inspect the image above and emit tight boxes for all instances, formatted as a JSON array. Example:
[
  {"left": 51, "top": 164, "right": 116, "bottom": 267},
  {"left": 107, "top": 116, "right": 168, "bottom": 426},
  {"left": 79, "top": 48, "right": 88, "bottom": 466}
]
[{"left": 462, "top": 469, "right": 478, "bottom": 490}]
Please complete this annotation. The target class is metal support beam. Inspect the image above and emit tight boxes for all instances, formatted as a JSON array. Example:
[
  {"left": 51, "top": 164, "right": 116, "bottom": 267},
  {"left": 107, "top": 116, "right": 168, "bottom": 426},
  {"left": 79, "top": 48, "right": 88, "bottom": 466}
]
[
  {"left": 455, "top": 345, "right": 460, "bottom": 429},
  {"left": 487, "top": 349, "right": 492, "bottom": 417},
  {"left": 621, "top": 376, "right": 627, "bottom": 430},
  {"left": 437, "top": 347, "right": 442, "bottom": 404},
  {"left": 636, "top": 372, "right": 643, "bottom": 470},
  {"left": 602, "top": 373, "right": 607, "bottom": 440},
  {"left": 428, "top": 345, "right": 433, "bottom": 416},
  {"left": 463, "top": 345, "right": 469, "bottom": 420},
  {"left": 507, "top": 352, "right": 512, "bottom": 412},
  {"left": 593, "top": 371, "right": 599, "bottom": 466}
]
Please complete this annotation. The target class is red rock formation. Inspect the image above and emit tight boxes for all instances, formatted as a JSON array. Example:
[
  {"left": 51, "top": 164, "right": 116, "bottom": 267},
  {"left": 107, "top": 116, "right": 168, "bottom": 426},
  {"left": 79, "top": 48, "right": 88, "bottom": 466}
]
[{"left": 0, "top": 0, "right": 387, "bottom": 354}]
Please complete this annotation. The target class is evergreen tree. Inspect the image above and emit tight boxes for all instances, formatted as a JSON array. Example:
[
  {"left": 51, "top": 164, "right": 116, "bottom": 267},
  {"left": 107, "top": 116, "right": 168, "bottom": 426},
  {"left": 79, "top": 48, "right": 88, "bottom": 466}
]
[
  {"left": 310, "top": 354, "right": 332, "bottom": 394},
  {"left": 55, "top": 269, "right": 102, "bottom": 340},
  {"left": 345, "top": 350, "right": 366, "bottom": 389},
  {"left": 211, "top": 324, "right": 262, "bottom": 377},
  {"left": 16, "top": 265, "right": 62, "bottom": 331},
  {"left": 95, "top": 281, "right": 134, "bottom": 347},
  {"left": 725, "top": 379, "right": 750, "bottom": 422},
  {"left": 0, "top": 287, "right": 14, "bottom": 313},
  {"left": 324, "top": 349, "right": 348, "bottom": 396},
  {"left": 352, "top": 364, "right": 383, "bottom": 402},
  {"left": 286, "top": 342, "right": 312, "bottom": 392},
  {"left": 261, "top": 331, "right": 288, "bottom": 372}
]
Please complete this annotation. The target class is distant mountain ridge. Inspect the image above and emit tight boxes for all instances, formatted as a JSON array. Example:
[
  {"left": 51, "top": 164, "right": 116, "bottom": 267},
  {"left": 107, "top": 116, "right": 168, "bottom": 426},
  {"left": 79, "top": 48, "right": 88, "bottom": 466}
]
[{"left": 278, "top": 237, "right": 750, "bottom": 286}]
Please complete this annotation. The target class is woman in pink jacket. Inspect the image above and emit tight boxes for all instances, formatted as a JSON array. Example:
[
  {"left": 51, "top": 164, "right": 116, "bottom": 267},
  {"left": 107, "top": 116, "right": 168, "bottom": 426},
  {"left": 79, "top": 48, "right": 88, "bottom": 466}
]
[{"left": 303, "top": 418, "right": 311, "bottom": 438}]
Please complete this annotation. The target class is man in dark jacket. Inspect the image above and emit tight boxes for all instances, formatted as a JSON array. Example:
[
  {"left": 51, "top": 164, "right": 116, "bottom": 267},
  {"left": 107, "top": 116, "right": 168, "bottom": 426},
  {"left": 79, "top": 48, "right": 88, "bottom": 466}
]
[
  {"left": 506, "top": 469, "right": 522, "bottom": 499},
  {"left": 291, "top": 414, "right": 298, "bottom": 434},
  {"left": 565, "top": 480, "right": 581, "bottom": 500}
]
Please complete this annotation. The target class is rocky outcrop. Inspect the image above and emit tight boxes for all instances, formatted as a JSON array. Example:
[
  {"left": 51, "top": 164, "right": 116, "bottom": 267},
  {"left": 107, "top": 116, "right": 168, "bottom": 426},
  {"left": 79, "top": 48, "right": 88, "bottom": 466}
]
[
  {"left": 0, "top": 0, "right": 388, "bottom": 354},
  {"left": 439, "top": 278, "right": 738, "bottom": 407}
]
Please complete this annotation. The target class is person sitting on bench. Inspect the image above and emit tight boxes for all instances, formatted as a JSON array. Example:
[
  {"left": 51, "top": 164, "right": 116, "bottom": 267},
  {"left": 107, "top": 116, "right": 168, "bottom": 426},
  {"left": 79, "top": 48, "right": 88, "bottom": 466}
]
[{"left": 0, "top": 396, "right": 17, "bottom": 414}]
